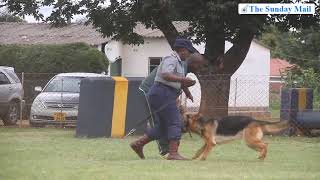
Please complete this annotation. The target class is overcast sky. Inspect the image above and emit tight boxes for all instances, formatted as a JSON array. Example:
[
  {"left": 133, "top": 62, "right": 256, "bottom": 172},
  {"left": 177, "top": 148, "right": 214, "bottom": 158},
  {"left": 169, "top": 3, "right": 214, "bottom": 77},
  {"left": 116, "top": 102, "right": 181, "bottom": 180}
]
[{"left": 24, "top": 6, "right": 86, "bottom": 23}]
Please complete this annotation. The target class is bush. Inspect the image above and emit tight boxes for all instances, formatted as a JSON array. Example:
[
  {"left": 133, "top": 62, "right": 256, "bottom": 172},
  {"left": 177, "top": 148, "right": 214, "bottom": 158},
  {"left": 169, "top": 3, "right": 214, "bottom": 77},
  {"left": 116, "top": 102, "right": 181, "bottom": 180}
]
[
  {"left": 0, "top": 43, "right": 109, "bottom": 73},
  {"left": 282, "top": 67, "right": 320, "bottom": 108}
]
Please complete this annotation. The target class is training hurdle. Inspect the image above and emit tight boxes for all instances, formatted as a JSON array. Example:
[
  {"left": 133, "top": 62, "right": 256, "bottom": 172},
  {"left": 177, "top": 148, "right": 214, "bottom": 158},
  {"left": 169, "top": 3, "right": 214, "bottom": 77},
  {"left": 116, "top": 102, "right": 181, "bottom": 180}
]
[
  {"left": 280, "top": 88, "right": 316, "bottom": 136},
  {"left": 76, "top": 77, "right": 149, "bottom": 138}
]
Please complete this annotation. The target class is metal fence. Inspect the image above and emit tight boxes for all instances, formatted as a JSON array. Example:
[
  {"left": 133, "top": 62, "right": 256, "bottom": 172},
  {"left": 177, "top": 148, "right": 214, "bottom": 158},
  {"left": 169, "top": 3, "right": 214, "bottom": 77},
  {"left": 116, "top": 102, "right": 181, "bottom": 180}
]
[
  {"left": 180, "top": 74, "right": 274, "bottom": 119},
  {"left": 6, "top": 72, "right": 319, "bottom": 136},
  {"left": 179, "top": 73, "right": 320, "bottom": 136}
]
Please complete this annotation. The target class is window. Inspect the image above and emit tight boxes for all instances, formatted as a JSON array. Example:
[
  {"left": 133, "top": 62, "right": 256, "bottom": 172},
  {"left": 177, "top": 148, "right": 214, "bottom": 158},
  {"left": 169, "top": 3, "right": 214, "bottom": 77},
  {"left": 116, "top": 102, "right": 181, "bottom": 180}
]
[
  {"left": 3, "top": 69, "right": 20, "bottom": 83},
  {"left": 149, "top": 57, "right": 161, "bottom": 74},
  {"left": 0, "top": 72, "right": 10, "bottom": 85},
  {"left": 43, "top": 76, "right": 82, "bottom": 93}
]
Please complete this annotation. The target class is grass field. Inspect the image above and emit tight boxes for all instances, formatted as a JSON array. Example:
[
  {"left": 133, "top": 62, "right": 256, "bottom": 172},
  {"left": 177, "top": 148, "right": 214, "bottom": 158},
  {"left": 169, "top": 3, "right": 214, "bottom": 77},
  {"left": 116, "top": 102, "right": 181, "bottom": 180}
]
[{"left": 0, "top": 128, "right": 320, "bottom": 180}]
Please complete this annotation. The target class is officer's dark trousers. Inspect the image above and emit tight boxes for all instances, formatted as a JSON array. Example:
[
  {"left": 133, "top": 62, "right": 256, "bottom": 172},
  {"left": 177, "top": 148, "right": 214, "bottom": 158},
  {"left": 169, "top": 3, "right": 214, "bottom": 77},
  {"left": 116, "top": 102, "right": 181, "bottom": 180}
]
[
  {"left": 147, "top": 83, "right": 182, "bottom": 140},
  {"left": 139, "top": 87, "right": 169, "bottom": 154}
]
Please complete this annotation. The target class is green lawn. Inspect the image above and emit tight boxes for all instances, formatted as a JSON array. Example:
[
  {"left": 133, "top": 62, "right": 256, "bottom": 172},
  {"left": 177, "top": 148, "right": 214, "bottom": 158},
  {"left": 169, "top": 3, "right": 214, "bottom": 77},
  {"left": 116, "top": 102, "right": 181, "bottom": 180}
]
[{"left": 0, "top": 128, "right": 320, "bottom": 180}]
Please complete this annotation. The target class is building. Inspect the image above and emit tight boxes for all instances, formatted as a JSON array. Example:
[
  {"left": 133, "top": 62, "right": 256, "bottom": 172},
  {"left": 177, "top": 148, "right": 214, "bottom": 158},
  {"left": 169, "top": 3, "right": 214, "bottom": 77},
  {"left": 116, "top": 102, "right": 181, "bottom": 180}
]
[{"left": 270, "top": 58, "right": 294, "bottom": 92}]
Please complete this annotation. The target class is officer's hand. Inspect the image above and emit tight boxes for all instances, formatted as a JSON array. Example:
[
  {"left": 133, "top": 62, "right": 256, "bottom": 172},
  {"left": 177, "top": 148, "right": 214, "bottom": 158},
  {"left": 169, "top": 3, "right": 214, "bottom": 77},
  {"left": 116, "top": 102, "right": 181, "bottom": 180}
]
[{"left": 182, "top": 77, "right": 196, "bottom": 87}]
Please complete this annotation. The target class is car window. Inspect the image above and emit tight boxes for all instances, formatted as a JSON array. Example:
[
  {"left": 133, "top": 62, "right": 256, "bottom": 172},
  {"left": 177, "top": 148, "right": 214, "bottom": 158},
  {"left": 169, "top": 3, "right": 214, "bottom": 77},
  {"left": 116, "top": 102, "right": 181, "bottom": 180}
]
[
  {"left": 0, "top": 72, "right": 10, "bottom": 85},
  {"left": 3, "top": 69, "right": 20, "bottom": 83},
  {"left": 43, "top": 76, "right": 83, "bottom": 93}
]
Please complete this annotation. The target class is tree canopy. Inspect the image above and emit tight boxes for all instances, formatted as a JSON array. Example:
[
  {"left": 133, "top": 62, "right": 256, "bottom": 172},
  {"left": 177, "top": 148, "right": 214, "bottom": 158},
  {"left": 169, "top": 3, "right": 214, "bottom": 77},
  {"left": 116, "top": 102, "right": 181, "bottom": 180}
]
[
  {"left": 0, "top": 11, "right": 25, "bottom": 22},
  {"left": 0, "top": 43, "right": 109, "bottom": 73},
  {"left": 259, "top": 25, "right": 320, "bottom": 72}
]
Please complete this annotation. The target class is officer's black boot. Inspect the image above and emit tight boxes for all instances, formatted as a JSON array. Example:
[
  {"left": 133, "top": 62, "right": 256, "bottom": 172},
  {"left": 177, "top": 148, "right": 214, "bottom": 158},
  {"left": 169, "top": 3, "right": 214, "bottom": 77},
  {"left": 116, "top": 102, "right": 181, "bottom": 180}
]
[
  {"left": 130, "top": 134, "right": 152, "bottom": 159},
  {"left": 167, "top": 140, "right": 188, "bottom": 160}
]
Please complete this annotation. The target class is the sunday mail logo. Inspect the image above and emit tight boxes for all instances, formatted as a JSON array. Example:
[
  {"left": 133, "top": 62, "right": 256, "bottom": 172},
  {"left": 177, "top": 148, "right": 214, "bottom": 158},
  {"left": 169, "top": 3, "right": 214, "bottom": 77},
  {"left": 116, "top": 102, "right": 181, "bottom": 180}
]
[{"left": 238, "top": 3, "right": 316, "bottom": 14}]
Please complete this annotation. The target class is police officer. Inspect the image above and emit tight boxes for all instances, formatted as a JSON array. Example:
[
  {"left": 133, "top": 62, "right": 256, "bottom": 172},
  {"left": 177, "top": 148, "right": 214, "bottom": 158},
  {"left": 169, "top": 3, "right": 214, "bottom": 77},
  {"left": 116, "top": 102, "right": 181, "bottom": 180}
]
[
  {"left": 139, "top": 53, "right": 205, "bottom": 157},
  {"left": 130, "top": 39, "right": 203, "bottom": 160}
]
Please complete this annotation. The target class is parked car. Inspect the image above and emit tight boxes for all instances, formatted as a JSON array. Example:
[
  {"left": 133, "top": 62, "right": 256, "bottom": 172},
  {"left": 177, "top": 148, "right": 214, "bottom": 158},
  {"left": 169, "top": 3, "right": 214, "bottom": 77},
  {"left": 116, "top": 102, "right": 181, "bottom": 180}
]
[
  {"left": 30, "top": 73, "right": 108, "bottom": 127},
  {"left": 0, "top": 66, "right": 24, "bottom": 125}
]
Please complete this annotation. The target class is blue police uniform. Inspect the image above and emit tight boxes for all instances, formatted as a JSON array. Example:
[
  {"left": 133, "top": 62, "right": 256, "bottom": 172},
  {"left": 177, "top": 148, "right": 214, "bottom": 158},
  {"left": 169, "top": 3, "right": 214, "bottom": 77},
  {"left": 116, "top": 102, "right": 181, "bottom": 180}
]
[
  {"left": 139, "top": 61, "right": 188, "bottom": 155},
  {"left": 130, "top": 38, "right": 196, "bottom": 160},
  {"left": 146, "top": 52, "right": 185, "bottom": 141}
]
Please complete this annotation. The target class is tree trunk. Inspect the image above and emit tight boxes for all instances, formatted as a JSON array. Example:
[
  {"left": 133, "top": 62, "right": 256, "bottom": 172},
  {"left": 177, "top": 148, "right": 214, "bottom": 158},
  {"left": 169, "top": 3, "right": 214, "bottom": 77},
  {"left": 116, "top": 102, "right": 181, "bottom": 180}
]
[
  {"left": 152, "top": 8, "right": 179, "bottom": 49},
  {"left": 198, "top": 22, "right": 230, "bottom": 118},
  {"left": 199, "top": 75, "right": 231, "bottom": 118},
  {"left": 199, "top": 27, "right": 255, "bottom": 118}
]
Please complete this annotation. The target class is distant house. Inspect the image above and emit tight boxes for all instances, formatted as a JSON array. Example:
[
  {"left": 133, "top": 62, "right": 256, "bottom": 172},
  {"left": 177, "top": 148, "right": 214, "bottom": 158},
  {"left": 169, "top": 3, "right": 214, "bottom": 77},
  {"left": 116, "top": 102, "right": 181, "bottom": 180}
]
[{"left": 270, "top": 58, "right": 294, "bottom": 92}]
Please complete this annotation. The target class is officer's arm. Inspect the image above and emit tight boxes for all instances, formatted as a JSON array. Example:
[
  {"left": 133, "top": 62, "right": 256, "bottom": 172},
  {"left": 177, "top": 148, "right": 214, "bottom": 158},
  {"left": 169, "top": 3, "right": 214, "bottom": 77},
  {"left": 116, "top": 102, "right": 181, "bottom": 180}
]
[{"left": 160, "top": 57, "right": 190, "bottom": 83}]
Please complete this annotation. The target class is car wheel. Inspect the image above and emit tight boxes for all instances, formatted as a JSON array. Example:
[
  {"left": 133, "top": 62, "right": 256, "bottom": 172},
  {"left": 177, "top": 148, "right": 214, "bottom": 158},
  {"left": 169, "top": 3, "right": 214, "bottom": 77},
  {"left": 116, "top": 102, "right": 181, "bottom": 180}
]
[{"left": 2, "top": 101, "right": 19, "bottom": 126}]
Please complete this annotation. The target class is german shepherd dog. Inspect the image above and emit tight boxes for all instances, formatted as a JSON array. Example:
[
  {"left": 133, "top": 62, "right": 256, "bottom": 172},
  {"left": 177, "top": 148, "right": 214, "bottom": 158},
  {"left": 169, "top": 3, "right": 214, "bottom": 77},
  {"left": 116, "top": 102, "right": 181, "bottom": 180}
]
[{"left": 178, "top": 103, "right": 289, "bottom": 160}]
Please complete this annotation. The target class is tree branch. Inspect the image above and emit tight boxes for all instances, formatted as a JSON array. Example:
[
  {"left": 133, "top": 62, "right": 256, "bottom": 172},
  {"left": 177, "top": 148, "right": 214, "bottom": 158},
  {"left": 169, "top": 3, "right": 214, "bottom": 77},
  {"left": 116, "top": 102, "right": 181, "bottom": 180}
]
[
  {"left": 222, "top": 27, "right": 255, "bottom": 74},
  {"left": 0, "top": 3, "right": 7, "bottom": 8},
  {"left": 152, "top": 8, "right": 179, "bottom": 49},
  {"left": 204, "top": 22, "right": 225, "bottom": 63}
]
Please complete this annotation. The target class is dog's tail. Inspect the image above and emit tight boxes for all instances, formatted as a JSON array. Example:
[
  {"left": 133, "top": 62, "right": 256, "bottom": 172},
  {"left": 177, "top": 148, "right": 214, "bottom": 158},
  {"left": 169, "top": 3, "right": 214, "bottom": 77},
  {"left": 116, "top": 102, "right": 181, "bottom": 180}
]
[{"left": 261, "top": 120, "right": 289, "bottom": 134}]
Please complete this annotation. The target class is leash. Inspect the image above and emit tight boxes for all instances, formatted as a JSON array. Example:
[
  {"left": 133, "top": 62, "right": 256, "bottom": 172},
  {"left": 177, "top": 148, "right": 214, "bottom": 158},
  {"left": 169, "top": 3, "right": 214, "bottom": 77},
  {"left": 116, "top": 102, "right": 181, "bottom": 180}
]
[{"left": 124, "top": 99, "right": 178, "bottom": 138}]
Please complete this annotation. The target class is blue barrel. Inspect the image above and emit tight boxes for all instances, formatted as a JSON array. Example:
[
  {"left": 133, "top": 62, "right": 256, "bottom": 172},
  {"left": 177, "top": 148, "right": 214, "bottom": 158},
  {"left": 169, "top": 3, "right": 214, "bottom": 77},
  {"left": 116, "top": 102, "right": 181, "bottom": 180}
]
[
  {"left": 280, "top": 88, "right": 313, "bottom": 121},
  {"left": 296, "top": 111, "right": 320, "bottom": 129}
]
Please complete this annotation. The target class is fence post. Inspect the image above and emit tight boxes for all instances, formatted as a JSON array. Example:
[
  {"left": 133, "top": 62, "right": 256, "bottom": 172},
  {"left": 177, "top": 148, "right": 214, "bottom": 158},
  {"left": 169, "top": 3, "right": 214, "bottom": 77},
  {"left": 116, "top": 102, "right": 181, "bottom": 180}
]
[
  {"left": 19, "top": 72, "right": 24, "bottom": 128},
  {"left": 234, "top": 77, "right": 238, "bottom": 109},
  {"left": 60, "top": 78, "right": 64, "bottom": 127}
]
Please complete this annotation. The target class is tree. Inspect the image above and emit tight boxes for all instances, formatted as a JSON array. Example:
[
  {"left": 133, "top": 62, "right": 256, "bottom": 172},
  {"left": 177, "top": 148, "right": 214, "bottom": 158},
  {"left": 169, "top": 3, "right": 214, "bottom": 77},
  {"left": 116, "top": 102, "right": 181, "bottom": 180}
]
[
  {"left": 259, "top": 26, "right": 320, "bottom": 72},
  {"left": 0, "top": 43, "right": 109, "bottom": 73},
  {"left": 3, "top": 0, "right": 320, "bottom": 117},
  {"left": 0, "top": 11, "right": 25, "bottom": 22},
  {"left": 281, "top": 66, "right": 320, "bottom": 108}
]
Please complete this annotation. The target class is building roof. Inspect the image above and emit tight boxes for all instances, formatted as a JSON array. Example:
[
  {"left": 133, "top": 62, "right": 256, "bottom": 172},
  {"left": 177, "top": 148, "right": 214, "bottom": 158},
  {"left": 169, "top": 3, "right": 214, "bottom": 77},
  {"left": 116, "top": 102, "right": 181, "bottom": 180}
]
[
  {"left": 0, "top": 21, "right": 268, "bottom": 49},
  {"left": 135, "top": 21, "right": 190, "bottom": 38},
  {"left": 270, "top": 58, "right": 294, "bottom": 76},
  {"left": 0, "top": 22, "right": 189, "bottom": 45},
  {"left": 0, "top": 22, "right": 110, "bottom": 45}
]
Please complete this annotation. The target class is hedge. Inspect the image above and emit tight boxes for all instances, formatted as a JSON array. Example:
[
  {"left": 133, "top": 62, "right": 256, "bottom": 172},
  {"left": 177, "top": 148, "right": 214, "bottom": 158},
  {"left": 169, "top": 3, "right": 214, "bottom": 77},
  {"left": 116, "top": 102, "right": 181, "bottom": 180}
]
[{"left": 0, "top": 43, "right": 109, "bottom": 73}]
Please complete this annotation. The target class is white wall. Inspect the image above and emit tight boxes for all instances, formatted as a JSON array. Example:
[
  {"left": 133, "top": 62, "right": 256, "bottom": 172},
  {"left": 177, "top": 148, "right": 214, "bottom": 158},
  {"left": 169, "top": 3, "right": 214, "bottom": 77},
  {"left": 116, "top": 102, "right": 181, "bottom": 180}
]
[
  {"left": 120, "top": 38, "right": 172, "bottom": 77},
  {"left": 228, "top": 41, "right": 270, "bottom": 108},
  {"left": 182, "top": 41, "right": 270, "bottom": 109}
]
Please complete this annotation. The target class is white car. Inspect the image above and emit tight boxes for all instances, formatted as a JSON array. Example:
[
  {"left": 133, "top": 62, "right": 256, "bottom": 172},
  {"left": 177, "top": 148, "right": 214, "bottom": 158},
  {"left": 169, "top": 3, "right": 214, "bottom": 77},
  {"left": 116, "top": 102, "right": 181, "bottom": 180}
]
[
  {"left": 30, "top": 73, "right": 108, "bottom": 127},
  {"left": 0, "top": 66, "right": 24, "bottom": 125}
]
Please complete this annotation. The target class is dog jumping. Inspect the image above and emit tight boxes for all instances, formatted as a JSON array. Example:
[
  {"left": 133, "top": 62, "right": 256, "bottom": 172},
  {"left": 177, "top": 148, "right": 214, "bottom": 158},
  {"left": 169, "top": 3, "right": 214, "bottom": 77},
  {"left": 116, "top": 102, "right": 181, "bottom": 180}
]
[{"left": 179, "top": 104, "right": 289, "bottom": 160}]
